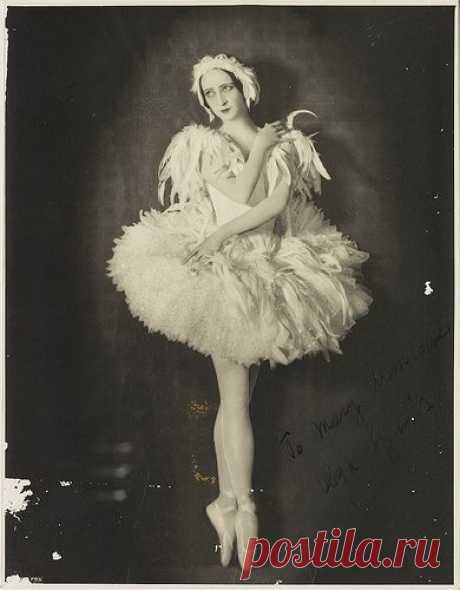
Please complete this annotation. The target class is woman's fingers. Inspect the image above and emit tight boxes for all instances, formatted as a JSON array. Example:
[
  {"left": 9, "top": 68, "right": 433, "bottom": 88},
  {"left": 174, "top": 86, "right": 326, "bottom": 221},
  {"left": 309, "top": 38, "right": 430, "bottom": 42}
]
[
  {"left": 269, "top": 120, "right": 287, "bottom": 129},
  {"left": 269, "top": 121, "right": 289, "bottom": 135},
  {"left": 267, "top": 121, "right": 284, "bottom": 134},
  {"left": 183, "top": 247, "right": 198, "bottom": 264},
  {"left": 262, "top": 120, "right": 290, "bottom": 145},
  {"left": 184, "top": 246, "right": 212, "bottom": 265}
]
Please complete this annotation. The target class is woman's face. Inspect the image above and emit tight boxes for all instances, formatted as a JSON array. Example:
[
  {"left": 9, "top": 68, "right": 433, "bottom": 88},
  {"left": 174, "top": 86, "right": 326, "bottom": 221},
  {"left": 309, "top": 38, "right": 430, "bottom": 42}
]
[{"left": 200, "top": 68, "right": 247, "bottom": 122}]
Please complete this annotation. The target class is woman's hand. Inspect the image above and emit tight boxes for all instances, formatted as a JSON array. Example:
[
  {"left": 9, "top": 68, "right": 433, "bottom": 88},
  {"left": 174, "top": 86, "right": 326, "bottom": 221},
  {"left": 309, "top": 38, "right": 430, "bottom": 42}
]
[
  {"left": 253, "top": 121, "right": 290, "bottom": 153},
  {"left": 183, "top": 231, "right": 225, "bottom": 267}
]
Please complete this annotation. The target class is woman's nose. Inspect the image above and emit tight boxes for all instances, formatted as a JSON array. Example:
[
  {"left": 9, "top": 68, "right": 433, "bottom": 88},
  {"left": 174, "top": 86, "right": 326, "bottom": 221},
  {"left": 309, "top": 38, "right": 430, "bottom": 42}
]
[{"left": 217, "top": 91, "right": 227, "bottom": 105}]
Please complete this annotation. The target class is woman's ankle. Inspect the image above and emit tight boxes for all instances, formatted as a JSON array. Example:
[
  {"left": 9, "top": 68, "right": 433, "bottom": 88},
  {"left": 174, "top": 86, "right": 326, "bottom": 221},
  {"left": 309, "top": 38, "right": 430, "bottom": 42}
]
[
  {"left": 216, "top": 492, "right": 237, "bottom": 510},
  {"left": 236, "top": 492, "right": 256, "bottom": 513}
]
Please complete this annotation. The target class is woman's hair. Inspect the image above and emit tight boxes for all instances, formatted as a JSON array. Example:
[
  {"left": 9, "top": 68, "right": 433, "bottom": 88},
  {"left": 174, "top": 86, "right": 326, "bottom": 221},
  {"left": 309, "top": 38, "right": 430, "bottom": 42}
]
[{"left": 191, "top": 54, "right": 260, "bottom": 121}]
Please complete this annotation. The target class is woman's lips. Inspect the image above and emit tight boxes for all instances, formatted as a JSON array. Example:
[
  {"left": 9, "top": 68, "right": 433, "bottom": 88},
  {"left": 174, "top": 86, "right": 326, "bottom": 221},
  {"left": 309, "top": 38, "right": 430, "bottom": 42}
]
[{"left": 220, "top": 107, "right": 230, "bottom": 114}]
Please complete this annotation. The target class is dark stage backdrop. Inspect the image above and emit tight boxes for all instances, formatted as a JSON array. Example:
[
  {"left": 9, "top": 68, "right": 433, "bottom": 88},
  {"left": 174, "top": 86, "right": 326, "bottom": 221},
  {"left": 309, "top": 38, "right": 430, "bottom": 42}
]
[{"left": 6, "top": 6, "right": 454, "bottom": 585}]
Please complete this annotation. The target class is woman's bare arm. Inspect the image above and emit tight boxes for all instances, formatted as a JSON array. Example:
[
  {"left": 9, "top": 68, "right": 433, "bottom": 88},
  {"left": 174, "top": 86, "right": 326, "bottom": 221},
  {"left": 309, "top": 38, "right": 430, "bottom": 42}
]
[
  {"left": 184, "top": 179, "right": 291, "bottom": 264},
  {"left": 201, "top": 122, "right": 287, "bottom": 205}
]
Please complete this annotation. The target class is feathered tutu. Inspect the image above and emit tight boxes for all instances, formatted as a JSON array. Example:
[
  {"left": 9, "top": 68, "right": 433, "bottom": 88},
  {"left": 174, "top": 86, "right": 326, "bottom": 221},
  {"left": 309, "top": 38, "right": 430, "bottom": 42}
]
[{"left": 107, "top": 122, "right": 373, "bottom": 367}]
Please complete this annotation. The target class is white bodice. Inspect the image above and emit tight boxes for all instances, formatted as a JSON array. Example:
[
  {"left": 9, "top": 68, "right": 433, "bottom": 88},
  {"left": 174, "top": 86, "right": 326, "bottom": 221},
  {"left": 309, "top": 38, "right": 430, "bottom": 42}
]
[
  {"left": 206, "top": 183, "right": 251, "bottom": 225},
  {"left": 206, "top": 182, "right": 275, "bottom": 234}
]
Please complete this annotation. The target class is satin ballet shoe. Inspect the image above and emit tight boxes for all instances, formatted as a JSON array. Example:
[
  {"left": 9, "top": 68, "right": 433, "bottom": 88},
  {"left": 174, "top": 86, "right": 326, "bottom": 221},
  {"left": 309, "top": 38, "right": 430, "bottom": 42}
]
[
  {"left": 206, "top": 498, "right": 237, "bottom": 567},
  {"left": 235, "top": 498, "right": 258, "bottom": 569}
]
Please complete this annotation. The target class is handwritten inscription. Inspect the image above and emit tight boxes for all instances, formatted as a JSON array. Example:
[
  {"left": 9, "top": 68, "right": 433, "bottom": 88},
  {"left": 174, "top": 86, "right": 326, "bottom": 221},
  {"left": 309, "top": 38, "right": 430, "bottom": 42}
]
[
  {"left": 312, "top": 399, "right": 364, "bottom": 440},
  {"left": 277, "top": 324, "right": 447, "bottom": 499},
  {"left": 369, "top": 324, "right": 450, "bottom": 392},
  {"left": 280, "top": 431, "right": 304, "bottom": 460},
  {"left": 280, "top": 390, "right": 439, "bottom": 495}
]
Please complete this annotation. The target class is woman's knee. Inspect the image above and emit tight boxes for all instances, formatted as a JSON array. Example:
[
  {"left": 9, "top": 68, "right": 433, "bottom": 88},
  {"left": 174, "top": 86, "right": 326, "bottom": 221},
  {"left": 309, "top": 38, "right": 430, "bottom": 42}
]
[{"left": 220, "top": 393, "right": 251, "bottom": 415}]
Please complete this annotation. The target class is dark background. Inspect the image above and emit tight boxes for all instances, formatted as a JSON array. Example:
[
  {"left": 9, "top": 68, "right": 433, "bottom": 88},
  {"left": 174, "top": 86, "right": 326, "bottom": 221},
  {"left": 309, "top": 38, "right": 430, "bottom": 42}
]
[{"left": 6, "top": 5, "right": 454, "bottom": 585}]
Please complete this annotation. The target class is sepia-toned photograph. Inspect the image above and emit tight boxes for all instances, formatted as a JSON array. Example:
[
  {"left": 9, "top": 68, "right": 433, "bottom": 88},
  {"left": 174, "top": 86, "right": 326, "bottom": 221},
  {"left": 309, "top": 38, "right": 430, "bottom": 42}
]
[{"left": 3, "top": 2, "right": 455, "bottom": 586}]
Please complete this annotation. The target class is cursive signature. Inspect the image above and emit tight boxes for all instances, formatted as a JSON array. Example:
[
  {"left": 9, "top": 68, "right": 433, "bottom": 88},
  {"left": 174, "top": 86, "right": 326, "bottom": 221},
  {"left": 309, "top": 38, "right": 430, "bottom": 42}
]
[{"left": 317, "top": 458, "right": 360, "bottom": 494}]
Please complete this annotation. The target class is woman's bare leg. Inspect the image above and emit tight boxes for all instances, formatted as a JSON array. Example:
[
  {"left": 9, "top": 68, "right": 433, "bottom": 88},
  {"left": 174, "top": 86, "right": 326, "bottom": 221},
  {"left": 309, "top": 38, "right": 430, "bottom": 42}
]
[
  {"left": 213, "top": 363, "right": 260, "bottom": 505},
  {"left": 211, "top": 356, "right": 260, "bottom": 567},
  {"left": 213, "top": 406, "right": 236, "bottom": 507},
  {"left": 212, "top": 355, "right": 258, "bottom": 503}
]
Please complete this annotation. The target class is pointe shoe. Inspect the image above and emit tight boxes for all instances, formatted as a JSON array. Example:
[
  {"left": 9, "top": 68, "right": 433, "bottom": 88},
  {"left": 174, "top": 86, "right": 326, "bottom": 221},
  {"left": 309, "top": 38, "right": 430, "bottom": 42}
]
[
  {"left": 206, "top": 498, "right": 237, "bottom": 567},
  {"left": 235, "top": 498, "right": 258, "bottom": 569}
]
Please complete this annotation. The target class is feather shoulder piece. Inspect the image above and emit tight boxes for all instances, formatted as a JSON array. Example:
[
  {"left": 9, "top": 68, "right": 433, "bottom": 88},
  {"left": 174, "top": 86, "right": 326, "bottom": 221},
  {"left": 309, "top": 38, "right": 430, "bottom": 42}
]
[
  {"left": 266, "top": 128, "right": 331, "bottom": 200},
  {"left": 158, "top": 123, "right": 228, "bottom": 207},
  {"left": 266, "top": 120, "right": 331, "bottom": 237}
]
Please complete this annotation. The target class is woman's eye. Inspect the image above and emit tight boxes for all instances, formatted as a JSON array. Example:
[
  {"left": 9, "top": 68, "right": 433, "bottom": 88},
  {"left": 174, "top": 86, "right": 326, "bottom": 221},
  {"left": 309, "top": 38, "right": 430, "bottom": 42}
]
[
  {"left": 205, "top": 91, "right": 214, "bottom": 98},
  {"left": 223, "top": 85, "right": 234, "bottom": 92}
]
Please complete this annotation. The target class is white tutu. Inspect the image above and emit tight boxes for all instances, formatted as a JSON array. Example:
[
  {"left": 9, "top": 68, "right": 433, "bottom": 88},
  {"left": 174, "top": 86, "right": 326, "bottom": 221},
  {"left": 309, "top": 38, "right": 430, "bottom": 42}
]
[{"left": 107, "top": 123, "right": 373, "bottom": 367}]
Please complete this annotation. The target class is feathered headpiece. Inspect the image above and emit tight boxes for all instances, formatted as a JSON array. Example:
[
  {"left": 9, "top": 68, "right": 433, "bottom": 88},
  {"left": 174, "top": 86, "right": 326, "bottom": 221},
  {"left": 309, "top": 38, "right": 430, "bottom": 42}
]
[{"left": 191, "top": 54, "right": 260, "bottom": 121}]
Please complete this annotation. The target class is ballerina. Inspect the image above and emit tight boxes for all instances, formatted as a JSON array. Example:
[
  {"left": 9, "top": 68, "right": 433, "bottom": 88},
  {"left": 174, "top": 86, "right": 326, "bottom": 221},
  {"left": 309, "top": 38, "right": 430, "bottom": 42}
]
[{"left": 107, "top": 53, "right": 373, "bottom": 569}]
